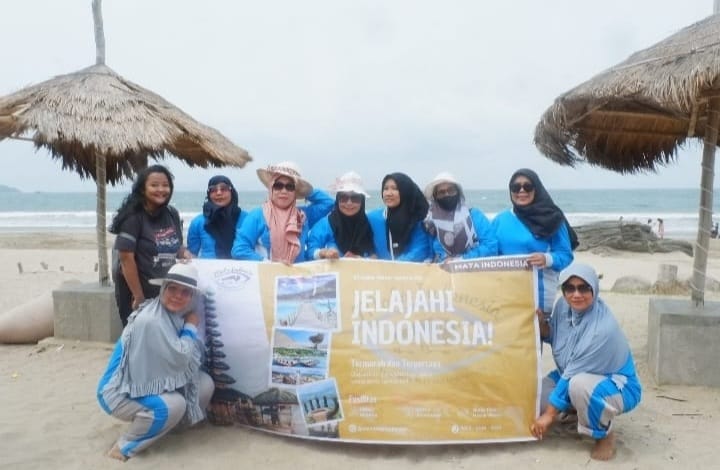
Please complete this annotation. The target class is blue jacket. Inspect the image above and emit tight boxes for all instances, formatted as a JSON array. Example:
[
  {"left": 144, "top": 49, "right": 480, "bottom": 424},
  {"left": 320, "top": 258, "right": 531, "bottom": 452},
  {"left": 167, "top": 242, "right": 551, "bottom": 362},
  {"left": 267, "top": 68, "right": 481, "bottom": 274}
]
[
  {"left": 231, "top": 189, "right": 333, "bottom": 262},
  {"left": 428, "top": 208, "right": 498, "bottom": 262},
  {"left": 300, "top": 189, "right": 335, "bottom": 228},
  {"left": 187, "top": 211, "right": 247, "bottom": 259},
  {"left": 367, "top": 208, "right": 431, "bottom": 262},
  {"left": 491, "top": 209, "right": 573, "bottom": 312},
  {"left": 306, "top": 215, "right": 375, "bottom": 259},
  {"left": 231, "top": 208, "right": 311, "bottom": 262}
]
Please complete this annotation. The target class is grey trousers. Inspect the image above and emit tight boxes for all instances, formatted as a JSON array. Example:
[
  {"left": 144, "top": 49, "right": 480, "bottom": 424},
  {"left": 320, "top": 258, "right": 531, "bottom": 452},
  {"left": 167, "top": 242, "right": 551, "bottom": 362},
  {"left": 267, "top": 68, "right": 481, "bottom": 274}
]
[
  {"left": 540, "top": 373, "right": 627, "bottom": 439},
  {"left": 111, "top": 372, "right": 214, "bottom": 458}
]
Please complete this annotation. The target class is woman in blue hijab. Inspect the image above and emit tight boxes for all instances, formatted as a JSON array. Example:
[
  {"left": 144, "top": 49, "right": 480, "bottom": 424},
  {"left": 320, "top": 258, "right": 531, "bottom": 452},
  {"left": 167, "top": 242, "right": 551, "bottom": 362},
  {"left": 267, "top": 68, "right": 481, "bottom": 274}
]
[{"left": 530, "top": 262, "right": 641, "bottom": 460}]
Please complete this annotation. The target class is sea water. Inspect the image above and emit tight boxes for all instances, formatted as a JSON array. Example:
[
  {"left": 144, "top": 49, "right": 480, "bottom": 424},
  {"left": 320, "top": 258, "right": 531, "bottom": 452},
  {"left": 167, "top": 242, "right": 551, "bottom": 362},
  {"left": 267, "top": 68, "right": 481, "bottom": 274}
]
[{"left": 0, "top": 188, "right": 718, "bottom": 240}]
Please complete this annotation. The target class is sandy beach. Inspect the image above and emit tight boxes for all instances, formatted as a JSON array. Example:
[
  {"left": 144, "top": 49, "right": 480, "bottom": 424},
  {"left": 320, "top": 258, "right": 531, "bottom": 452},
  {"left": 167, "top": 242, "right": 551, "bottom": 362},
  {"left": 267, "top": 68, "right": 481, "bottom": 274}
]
[{"left": 2, "top": 232, "right": 720, "bottom": 469}]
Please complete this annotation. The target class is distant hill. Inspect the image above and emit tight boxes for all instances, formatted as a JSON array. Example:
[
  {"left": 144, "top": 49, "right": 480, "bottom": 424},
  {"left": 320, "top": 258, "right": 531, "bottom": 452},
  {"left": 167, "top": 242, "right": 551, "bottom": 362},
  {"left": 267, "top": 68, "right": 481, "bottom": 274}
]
[{"left": 0, "top": 184, "right": 20, "bottom": 193}]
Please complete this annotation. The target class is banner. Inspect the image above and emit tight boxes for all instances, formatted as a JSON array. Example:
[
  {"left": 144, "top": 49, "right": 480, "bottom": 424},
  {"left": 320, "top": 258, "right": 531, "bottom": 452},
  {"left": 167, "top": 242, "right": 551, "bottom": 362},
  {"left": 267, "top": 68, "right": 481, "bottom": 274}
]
[{"left": 194, "top": 256, "right": 541, "bottom": 444}]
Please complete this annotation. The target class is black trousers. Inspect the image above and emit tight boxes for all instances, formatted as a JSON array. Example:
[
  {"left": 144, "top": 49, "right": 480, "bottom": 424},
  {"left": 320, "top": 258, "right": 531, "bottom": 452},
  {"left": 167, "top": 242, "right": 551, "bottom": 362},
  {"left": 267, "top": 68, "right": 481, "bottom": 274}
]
[{"left": 113, "top": 270, "right": 160, "bottom": 326}]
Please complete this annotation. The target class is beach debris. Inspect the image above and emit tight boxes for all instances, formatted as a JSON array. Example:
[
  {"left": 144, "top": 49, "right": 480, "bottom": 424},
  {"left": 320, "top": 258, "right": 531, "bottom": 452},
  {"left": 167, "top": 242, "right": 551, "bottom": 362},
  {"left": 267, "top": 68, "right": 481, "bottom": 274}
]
[
  {"left": 17, "top": 262, "right": 23, "bottom": 274},
  {"left": 0, "top": 293, "right": 54, "bottom": 344},
  {"left": 40, "top": 261, "right": 48, "bottom": 270},
  {"left": 611, "top": 276, "right": 652, "bottom": 294},
  {"left": 574, "top": 221, "right": 693, "bottom": 256},
  {"left": 94, "top": 263, "right": 98, "bottom": 272},
  {"left": 656, "top": 395, "right": 687, "bottom": 402},
  {"left": 11, "top": 371, "right": 19, "bottom": 379},
  {"left": 671, "top": 413, "right": 702, "bottom": 416},
  {"left": 59, "top": 266, "right": 64, "bottom": 271}
]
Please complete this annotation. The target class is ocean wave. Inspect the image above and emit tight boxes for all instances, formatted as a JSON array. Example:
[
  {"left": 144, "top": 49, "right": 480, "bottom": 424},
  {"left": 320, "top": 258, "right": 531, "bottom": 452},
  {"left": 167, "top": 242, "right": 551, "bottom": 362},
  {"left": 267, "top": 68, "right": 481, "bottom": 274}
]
[{"left": 0, "top": 210, "right": 704, "bottom": 239}]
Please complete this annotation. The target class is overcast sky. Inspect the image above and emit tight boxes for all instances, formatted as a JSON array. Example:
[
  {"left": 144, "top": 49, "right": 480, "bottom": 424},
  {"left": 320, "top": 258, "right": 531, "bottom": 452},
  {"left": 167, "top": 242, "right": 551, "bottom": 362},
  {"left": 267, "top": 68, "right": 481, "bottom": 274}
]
[{"left": 1, "top": 0, "right": 717, "bottom": 192}]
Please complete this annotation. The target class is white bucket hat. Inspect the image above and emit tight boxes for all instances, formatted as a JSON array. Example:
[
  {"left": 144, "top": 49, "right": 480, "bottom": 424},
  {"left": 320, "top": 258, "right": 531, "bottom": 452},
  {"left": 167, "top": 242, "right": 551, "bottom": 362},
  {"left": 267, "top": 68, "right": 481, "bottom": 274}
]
[
  {"left": 150, "top": 263, "right": 201, "bottom": 291},
  {"left": 329, "top": 171, "right": 370, "bottom": 198},
  {"left": 424, "top": 171, "right": 464, "bottom": 200},
  {"left": 256, "top": 161, "right": 313, "bottom": 198}
]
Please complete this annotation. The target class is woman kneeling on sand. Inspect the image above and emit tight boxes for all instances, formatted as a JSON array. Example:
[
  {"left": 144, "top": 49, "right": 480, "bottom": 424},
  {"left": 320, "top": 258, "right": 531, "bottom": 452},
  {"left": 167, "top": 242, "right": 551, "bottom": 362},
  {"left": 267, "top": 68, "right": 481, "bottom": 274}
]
[
  {"left": 97, "top": 263, "right": 214, "bottom": 461},
  {"left": 531, "top": 262, "right": 642, "bottom": 461}
]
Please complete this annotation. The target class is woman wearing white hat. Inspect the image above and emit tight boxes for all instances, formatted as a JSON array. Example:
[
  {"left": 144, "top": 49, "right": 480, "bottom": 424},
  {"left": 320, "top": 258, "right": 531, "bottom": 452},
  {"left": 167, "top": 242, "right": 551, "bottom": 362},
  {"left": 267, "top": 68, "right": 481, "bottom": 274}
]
[
  {"left": 231, "top": 161, "right": 333, "bottom": 263},
  {"left": 97, "top": 263, "right": 214, "bottom": 461},
  {"left": 307, "top": 171, "right": 376, "bottom": 259},
  {"left": 423, "top": 172, "right": 497, "bottom": 262}
]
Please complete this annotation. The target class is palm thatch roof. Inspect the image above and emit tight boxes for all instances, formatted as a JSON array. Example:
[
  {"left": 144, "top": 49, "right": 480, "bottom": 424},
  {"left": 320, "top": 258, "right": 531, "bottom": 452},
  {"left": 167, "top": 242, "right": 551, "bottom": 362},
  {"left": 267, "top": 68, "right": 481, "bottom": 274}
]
[
  {"left": 534, "top": 14, "right": 720, "bottom": 173},
  {"left": 0, "top": 64, "right": 251, "bottom": 184},
  {"left": 253, "top": 387, "right": 298, "bottom": 405}
]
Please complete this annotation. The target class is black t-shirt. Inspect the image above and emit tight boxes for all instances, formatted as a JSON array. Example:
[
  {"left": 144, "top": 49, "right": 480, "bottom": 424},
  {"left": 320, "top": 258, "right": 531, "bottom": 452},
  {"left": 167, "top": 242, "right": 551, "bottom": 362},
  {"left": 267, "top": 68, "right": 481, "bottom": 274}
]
[{"left": 114, "top": 206, "right": 183, "bottom": 283}]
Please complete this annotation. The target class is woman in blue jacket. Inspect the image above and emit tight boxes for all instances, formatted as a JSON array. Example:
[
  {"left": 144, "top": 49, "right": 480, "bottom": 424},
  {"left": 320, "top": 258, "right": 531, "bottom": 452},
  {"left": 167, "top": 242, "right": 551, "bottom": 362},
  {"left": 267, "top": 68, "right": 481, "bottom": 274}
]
[
  {"left": 187, "top": 175, "right": 245, "bottom": 259},
  {"left": 231, "top": 161, "right": 333, "bottom": 263},
  {"left": 307, "top": 171, "right": 375, "bottom": 260},
  {"left": 491, "top": 168, "right": 577, "bottom": 314},
  {"left": 423, "top": 172, "right": 497, "bottom": 262},
  {"left": 367, "top": 172, "right": 430, "bottom": 262}
]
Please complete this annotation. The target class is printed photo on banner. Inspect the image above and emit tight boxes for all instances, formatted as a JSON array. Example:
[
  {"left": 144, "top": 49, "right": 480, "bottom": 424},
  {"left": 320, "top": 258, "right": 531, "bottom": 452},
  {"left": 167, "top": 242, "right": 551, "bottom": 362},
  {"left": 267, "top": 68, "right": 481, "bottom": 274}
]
[
  {"left": 275, "top": 273, "right": 341, "bottom": 331},
  {"left": 297, "top": 378, "right": 344, "bottom": 428},
  {"left": 270, "top": 327, "right": 331, "bottom": 387}
]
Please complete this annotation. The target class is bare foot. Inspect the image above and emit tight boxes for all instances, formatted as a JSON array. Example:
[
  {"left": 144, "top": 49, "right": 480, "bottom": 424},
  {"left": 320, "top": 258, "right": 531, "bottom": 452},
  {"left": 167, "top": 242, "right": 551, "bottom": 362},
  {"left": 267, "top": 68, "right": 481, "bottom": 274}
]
[
  {"left": 591, "top": 432, "right": 616, "bottom": 461},
  {"left": 107, "top": 443, "right": 128, "bottom": 462}
]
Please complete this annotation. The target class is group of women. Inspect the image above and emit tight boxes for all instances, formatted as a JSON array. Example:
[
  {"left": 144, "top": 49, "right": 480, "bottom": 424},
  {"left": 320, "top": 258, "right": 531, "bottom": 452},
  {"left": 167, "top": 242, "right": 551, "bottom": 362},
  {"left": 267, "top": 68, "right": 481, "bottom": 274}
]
[
  {"left": 101, "top": 161, "right": 639, "bottom": 461},
  {"left": 108, "top": 163, "right": 579, "bottom": 327}
]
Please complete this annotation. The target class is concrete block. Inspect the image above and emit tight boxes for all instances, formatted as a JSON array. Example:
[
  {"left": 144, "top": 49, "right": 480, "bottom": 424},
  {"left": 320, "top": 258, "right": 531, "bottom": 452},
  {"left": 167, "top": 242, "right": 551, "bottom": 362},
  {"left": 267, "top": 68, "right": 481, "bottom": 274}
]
[
  {"left": 648, "top": 298, "right": 720, "bottom": 386},
  {"left": 53, "top": 283, "right": 122, "bottom": 343}
]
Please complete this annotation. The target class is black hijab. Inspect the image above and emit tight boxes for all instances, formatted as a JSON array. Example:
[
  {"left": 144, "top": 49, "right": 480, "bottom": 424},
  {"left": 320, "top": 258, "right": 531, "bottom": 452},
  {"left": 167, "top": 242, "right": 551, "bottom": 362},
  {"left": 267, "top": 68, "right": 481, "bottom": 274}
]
[
  {"left": 203, "top": 175, "right": 241, "bottom": 259},
  {"left": 328, "top": 195, "right": 375, "bottom": 256},
  {"left": 510, "top": 168, "right": 578, "bottom": 249},
  {"left": 382, "top": 173, "right": 429, "bottom": 256}
]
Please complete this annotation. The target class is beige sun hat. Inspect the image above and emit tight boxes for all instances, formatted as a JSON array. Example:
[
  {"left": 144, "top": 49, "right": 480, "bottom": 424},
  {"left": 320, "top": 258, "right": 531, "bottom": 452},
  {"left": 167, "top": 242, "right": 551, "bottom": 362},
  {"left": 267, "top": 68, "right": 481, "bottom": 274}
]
[
  {"left": 424, "top": 171, "right": 464, "bottom": 200},
  {"left": 329, "top": 171, "right": 370, "bottom": 198},
  {"left": 149, "top": 263, "right": 201, "bottom": 291},
  {"left": 256, "top": 161, "right": 313, "bottom": 198}
]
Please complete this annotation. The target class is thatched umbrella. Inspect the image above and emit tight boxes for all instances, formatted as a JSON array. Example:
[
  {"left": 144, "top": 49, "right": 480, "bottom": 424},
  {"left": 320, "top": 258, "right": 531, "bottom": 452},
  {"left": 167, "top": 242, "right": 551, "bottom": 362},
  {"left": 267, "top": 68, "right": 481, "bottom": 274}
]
[
  {"left": 253, "top": 387, "right": 299, "bottom": 405},
  {"left": 0, "top": 0, "right": 251, "bottom": 286},
  {"left": 534, "top": 13, "right": 720, "bottom": 305}
]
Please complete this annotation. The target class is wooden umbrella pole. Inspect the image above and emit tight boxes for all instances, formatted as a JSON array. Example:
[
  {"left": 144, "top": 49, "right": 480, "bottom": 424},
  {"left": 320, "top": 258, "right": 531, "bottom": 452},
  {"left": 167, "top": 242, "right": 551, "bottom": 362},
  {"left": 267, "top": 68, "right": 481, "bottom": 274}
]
[
  {"left": 96, "top": 153, "right": 110, "bottom": 286},
  {"left": 691, "top": 96, "right": 720, "bottom": 306}
]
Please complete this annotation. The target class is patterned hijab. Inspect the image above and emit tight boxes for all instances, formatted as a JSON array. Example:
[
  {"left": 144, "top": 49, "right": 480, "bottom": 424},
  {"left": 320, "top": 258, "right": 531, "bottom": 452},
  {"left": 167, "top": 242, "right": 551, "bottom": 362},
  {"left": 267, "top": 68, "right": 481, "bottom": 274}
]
[
  {"left": 263, "top": 175, "right": 306, "bottom": 264},
  {"left": 509, "top": 168, "right": 578, "bottom": 249},
  {"left": 203, "top": 175, "right": 241, "bottom": 259},
  {"left": 424, "top": 184, "right": 477, "bottom": 256},
  {"left": 382, "top": 173, "right": 429, "bottom": 257}
]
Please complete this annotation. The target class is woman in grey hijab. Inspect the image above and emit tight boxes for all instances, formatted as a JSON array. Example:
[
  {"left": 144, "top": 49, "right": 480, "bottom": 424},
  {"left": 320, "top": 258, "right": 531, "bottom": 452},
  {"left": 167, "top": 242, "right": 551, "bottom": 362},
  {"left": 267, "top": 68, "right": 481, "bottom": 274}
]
[
  {"left": 530, "top": 262, "right": 641, "bottom": 461},
  {"left": 97, "top": 263, "right": 214, "bottom": 461}
]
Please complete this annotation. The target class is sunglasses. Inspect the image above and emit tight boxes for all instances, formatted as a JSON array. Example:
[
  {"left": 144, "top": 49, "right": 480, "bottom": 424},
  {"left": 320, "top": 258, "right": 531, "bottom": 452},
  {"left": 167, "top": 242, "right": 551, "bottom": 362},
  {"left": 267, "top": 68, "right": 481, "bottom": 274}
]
[
  {"left": 434, "top": 186, "right": 458, "bottom": 198},
  {"left": 208, "top": 184, "right": 231, "bottom": 193},
  {"left": 510, "top": 182, "right": 535, "bottom": 193},
  {"left": 272, "top": 181, "right": 296, "bottom": 192},
  {"left": 561, "top": 283, "right": 593, "bottom": 295},
  {"left": 337, "top": 193, "right": 363, "bottom": 204}
]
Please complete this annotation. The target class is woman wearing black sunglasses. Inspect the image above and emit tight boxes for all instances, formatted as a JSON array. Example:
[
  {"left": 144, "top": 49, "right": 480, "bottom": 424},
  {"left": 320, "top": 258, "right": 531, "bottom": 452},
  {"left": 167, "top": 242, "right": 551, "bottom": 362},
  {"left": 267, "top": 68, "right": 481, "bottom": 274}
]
[
  {"left": 491, "top": 168, "right": 578, "bottom": 315},
  {"left": 531, "top": 263, "right": 641, "bottom": 461},
  {"left": 187, "top": 175, "right": 245, "bottom": 259},
  {"left": 307, "top": 171, "right": 376, "bottom": 259},
  {"left": 231, "top": 161, "right": 333, "bottom": 263}
]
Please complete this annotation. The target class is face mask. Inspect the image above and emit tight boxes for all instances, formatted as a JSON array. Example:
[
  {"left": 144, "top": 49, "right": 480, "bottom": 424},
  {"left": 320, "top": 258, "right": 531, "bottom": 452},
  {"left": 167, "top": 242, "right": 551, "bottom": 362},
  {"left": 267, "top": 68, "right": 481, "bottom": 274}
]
[{"left": 436, "top": 194, "right": 459, "bottom": 211}]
